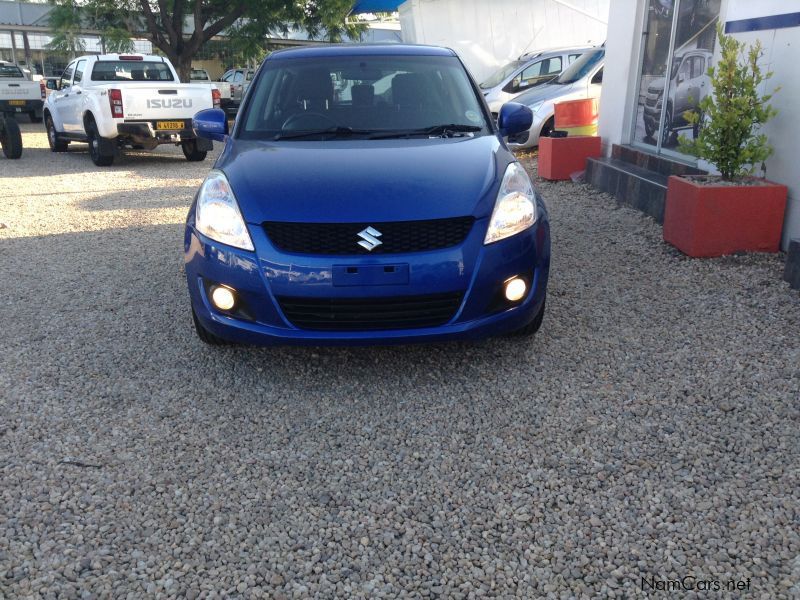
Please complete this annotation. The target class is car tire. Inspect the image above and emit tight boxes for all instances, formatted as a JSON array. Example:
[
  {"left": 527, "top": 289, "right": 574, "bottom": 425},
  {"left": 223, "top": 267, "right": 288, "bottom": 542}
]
[
  {"left": 0, "top": 117, "right": 23, "bottom": 159},
  {"left": 540, "top": 117, "right": 555, "bottom": 139},
  {"left": 86, "top": 118, "right": 114, "bottom": 166},
  {"left": 661, "top": 106, "right": 673, "bottom": 147},
  {"left": 182, "top": 140, "right": 207, "bottom": 162},
  {"left": 510, "top": 296, "right": 546, "bottom": 337},
  {"left": 192, "top": 309, "right": 228, "bottom": 345},
  {"left": 46, "top": 114, "right": 68, "bottom": 152},
  {"left": 29, "top": 111, "right": 42, "bottom": 124}
]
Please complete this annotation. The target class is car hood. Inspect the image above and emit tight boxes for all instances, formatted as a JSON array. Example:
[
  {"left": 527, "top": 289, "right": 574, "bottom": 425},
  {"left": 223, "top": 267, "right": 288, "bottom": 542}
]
[
  {"left": 647, "top": 78, "right": 666, "bottom": 94},
  {"left": 220, "top": 136, "right": 504, "bottom": 224},
  {"left": 515, "top": 81, "right": 578, "bottom": 107}
]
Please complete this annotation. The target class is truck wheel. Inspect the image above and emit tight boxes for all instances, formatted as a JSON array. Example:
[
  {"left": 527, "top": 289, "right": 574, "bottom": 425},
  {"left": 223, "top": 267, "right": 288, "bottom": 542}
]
[
  {"left": 182, "top": 140, "right": 207, "bottom": 162},
  {"left": 86, "top": 119, "right": 114, "bottom": 166},
  {"left": 46, "top": 115, "right": 69, "bottom": 152},
  {"left": 661, "top": 106, "right": 673, "bottom": 147},
  {"left": 29, "top": 111, "right": 42, "bottom": 124},
  {"left": 0, "top": 117, "right": 23, "bottom": 159}
]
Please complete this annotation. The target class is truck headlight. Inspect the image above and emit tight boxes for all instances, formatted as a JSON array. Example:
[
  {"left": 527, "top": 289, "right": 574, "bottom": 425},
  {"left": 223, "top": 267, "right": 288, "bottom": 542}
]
[
  {"left": 195, "top": 170, "right": 254, "bottom": 251},
  {"left": 484, "top": 162, "right": 537, "bottom": 245}
]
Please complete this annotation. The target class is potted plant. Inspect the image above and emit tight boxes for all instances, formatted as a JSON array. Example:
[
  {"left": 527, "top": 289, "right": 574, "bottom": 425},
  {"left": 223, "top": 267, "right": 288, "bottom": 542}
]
[{"left": 663, "top": 26, "right": 787, "bottom": 258}]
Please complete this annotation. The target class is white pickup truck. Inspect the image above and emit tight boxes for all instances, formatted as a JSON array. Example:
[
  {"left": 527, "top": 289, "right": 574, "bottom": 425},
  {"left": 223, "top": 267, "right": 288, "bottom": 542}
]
[
  {"left": 189, "top": 68, "right": 234, "bottom": 112},
  {"left": 43, "top": 54, "right": 217, "bottom": 166},
  {"left": 0, "top": 60, "right": 44, "bottom": 123}
]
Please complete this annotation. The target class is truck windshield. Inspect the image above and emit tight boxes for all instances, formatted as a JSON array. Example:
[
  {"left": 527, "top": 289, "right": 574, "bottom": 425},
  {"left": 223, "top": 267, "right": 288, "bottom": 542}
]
[
  {"left": 240, "top": 55, "right": 489, "bottom": 140},
  {"left": 190, "top": 69, "right": 209, "bottom": 80},
  {"left": 555, "top": 49, "right": 604, "bottom": 84},
  {"left": 91, "top": 61, "right": 174, "bottom": 82},
  {"left": 0, "top": 65, "right": 24, "bottom": 78}
]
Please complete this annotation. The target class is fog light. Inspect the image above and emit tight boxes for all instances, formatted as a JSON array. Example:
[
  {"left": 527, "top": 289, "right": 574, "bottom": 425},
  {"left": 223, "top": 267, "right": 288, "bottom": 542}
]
[
  {"left": 504, "top": 277, "right": 527, "bottom": 302},
  {"left": 211, "top": 285, "right": 236, "bottom": 311}
]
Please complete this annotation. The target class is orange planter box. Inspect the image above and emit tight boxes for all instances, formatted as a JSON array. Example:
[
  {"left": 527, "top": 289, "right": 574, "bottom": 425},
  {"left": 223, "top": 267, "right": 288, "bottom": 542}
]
[
  {"left": 663, "top": 175, "right": 788, "bottom": 257},
  {"left": 538, "top": 135, "right": 602, "bottom": 181}
]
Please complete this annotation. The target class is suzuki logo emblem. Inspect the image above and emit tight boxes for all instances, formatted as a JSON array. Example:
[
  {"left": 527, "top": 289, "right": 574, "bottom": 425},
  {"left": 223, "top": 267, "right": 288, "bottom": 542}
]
[{"left": 357, "top": 226, "right": 383, "bottom": 251}]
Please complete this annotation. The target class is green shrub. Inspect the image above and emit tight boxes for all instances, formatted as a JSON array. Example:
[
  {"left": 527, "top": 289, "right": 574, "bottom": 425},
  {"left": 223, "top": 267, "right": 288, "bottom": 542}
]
[{"left": 679, "top": 25, "right": 778, "bottom": 181}]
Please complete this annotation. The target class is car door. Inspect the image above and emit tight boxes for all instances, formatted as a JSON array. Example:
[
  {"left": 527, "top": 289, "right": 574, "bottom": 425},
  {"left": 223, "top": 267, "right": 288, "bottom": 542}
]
[
  {"left": 61, "top": 59, "right": 86, "bottom": 133},
  {"left": 673, "top": 57, "right": 692, "bottom": 116},
  {"left": 49, "top": 61, "right": 75, "bottom": 131},
  {"left": 231, "top": 70, "right": 245, "bottom": 103}
]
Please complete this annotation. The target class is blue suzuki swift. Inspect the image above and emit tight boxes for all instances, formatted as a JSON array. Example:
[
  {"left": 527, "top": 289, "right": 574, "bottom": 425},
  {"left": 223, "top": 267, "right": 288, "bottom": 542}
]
[{"left": 186, "top": 45, "right": 550, "bottom": 346}]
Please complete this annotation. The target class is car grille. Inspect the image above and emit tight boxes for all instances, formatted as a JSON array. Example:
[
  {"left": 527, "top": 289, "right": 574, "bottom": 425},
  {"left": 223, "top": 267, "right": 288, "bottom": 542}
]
[
  {"left": 263, "top": 217, "right": 474, "bottom": 255},
  {"left": 277, "top": 292, "right": 464, "bottom": 331}
]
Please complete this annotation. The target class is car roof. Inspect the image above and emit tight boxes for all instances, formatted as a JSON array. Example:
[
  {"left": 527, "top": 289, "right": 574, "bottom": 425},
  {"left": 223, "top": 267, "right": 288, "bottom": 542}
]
[{"left": 268, "top": 44, "right": 457, "bottom": 60}]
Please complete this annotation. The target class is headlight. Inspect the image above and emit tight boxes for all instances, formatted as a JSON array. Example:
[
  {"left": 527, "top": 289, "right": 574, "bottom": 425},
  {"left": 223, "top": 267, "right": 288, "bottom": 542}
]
[
  {"left": 484, "top": 162, "right": 537, "bottom": 245},
  {"left": 195, "top": 170, "right": 254, "bottom": 251}
]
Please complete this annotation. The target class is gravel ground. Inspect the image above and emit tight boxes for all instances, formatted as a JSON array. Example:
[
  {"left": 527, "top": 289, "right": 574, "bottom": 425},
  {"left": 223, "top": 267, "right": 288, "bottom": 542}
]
[{"left": 1, "top": 122, "right": 799, "bottom": 599}]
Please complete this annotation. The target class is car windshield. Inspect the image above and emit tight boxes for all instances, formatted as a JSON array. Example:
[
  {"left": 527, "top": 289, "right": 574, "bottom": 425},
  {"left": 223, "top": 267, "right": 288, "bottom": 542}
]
[
  {"left": 0, "top": 65, "right": 24, "bottom": 78},
  {"left": 479, "top": 60, "right": 525, "bottom": 89},
  {"left": 91, "top": 61, "right": 174, "bottom": 82},
  {"left": 240, "top": 55, "right": 489, "bottom": 140},
  {"left": 555, "top": 49, "right": 603, "bottom": 84}
]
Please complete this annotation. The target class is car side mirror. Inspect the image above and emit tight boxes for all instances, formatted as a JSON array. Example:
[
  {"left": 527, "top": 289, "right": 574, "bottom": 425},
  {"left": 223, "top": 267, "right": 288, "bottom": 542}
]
[
  {"left": 497, "top": 102, "right": 533, "bottom": 138},
  {"left": 193, "top": 108, "right": 228, "bottom": 142},
  {"left": 677, "top": 73, "right": 685, "bottom": 84}
]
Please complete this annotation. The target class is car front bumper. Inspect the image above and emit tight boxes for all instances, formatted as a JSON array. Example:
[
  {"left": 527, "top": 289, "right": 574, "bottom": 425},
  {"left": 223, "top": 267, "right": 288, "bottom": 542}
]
[{"left": 185, "top": 212, "right": 551, "bottom": 346}]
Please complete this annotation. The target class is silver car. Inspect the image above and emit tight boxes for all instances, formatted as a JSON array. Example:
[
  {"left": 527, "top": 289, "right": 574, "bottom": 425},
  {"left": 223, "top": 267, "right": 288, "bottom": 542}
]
[
  {"left": 480, "top": 47, "right": 591, "bottom": 116},
  {"left": 508, "top": 47, "right": 604, "bottom": 150}
]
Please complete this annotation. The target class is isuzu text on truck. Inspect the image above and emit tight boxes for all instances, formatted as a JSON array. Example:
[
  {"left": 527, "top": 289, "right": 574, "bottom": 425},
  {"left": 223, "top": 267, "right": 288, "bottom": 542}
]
[{"left": 44, "top": 54, "right": 218, "bottom": 166}]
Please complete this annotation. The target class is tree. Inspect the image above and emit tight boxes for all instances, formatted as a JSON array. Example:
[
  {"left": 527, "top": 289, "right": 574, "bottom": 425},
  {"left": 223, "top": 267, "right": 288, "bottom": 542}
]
[
  {"left": 679, "top": 25, "right": 779, "bottom": 181},
  {"left": 48, "top": 0, "right": 363, "bottom": 81}
]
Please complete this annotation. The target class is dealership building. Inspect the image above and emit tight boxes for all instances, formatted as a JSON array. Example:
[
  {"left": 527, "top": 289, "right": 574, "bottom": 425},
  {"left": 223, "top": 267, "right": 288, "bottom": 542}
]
[{"left": 593, "top": 0, "right": 800, "bottom": 255}]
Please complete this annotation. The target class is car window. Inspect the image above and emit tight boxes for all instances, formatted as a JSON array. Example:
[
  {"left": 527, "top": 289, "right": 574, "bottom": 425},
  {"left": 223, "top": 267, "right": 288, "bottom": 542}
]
[
  {"left": 91, "top": 60, "right": 174, "bottom": 81},
  {"left": 568, "top": 53, "right": 583, "bottom": 64},
  {"left": 246, "top": 71, "right": 254, "bottom": 81},
  {"left": 241, "top": 55, "right": 489, "bottom": 140},
  {"left": 190, "top": 69, "right": 209, "bottom": 81},
  {"left": 0, "top": 64, "right": 24, "bottom": 78},
  {"left": 591, "top": 67, "right": 603, "bottom": 84},
  {"left": 73, "top": 59, "right": 86, "bottom": 84},
  {"left": 233, "top": 71, "right": 244, "bottom": 83},
  {"left": 690, "top": 56, "right": 705, "bottom": 78},
  {"left": 60, "top": 63, "right": 75, "bottom": 89},
  {"left": 222, "top": 71, "right": 233, "bottom": 82},
  {"left": 479, "top": 60, "right": 525, "bottom": 89}
]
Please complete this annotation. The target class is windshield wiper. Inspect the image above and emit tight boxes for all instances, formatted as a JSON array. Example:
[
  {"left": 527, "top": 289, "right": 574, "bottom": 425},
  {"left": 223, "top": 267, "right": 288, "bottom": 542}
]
[
  {"left": 369, "top": 124, "right": 482, "bottom": 140},
  {"left": 273, "top": 126, "right": 374, "bottom": 141}
]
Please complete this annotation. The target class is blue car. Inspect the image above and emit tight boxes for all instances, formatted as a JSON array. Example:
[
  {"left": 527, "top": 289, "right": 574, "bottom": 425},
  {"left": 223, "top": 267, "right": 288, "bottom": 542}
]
[{"left": 185, "top": 44, "right": 550, "bottom": 346}]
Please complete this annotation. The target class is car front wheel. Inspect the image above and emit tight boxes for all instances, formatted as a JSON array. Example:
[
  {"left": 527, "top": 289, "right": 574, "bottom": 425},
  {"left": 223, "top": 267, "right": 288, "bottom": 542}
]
[
  {"left": 46, "top": 115, "right": 68, "bottom": 152},
  {"left": 0, "top": 117, "right": 23, "bottom": 159}
]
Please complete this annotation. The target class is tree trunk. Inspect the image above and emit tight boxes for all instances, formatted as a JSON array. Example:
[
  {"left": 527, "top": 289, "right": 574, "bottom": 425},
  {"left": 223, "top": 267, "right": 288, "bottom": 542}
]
[{"left": 176, "top": 54, "right": 195, "bottom": 83}]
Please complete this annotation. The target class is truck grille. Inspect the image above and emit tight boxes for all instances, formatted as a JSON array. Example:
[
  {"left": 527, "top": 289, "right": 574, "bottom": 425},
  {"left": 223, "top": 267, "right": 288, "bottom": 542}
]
[
  {"left": 263, "top": 217, "right": 474, "bottom": 255},
  {"left": 277, "top": 292, "right": 463, "bottom": 330}
]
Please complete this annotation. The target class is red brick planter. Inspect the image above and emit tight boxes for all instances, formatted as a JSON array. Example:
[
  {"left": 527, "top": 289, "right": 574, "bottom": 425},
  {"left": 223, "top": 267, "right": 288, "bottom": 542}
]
[
  {"left": 663, "top": 175, "right": 788, "bottom": 257},
  {"left": 538, "top": 135, "right": 601, "bottom": 181}
]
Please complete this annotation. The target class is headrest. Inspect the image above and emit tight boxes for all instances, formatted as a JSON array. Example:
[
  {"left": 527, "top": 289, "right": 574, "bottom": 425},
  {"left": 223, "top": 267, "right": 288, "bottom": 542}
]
[
  {"left": 351, "top": 84, "right": 374, "bottom": 107},
  {"left": 296, "top": 70, "right": 333, "bottom": 106}
]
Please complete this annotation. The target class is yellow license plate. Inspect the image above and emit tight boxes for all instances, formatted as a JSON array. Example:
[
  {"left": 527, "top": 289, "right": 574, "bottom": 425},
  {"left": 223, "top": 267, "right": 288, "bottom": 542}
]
[
  {"left": 156, "top": 121, "right": 185, "bottom": 130},
  {"left": 8, "top": 100, "right": 25, "bottom": 106}
]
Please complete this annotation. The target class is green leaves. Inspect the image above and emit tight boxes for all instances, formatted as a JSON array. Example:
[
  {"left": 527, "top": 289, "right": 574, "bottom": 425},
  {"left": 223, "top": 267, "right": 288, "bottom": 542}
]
[{"left": 678, "top": 25, "right": 778, "bottom": 181}]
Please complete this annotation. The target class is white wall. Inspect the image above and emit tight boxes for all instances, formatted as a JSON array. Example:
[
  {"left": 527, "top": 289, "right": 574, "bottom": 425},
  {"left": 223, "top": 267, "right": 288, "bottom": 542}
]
[
  {"left": 722, "top": 0, "right": 800, "bottom": 249},
  {"left": 399, "top": 0, "right": 609, "bottom": 82}
]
